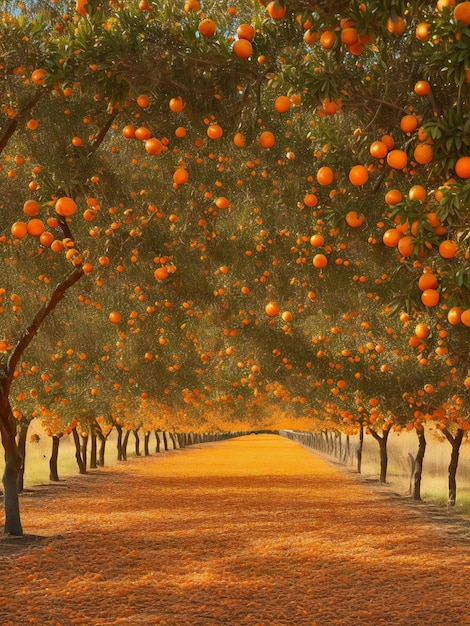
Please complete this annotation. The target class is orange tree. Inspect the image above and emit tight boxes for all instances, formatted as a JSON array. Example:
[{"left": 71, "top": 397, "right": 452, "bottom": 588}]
[{"left": 2, "top": 0, "right": 470, "bottom": 536}]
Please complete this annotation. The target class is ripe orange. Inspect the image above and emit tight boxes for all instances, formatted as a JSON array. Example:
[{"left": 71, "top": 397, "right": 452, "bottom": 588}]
[
  {"left": 274, "top": 95, "right": 291, "bottom": 113},
  {"left": 340, "top": 27, "right": 358, "bottom": 45},
  {"left": 198, "top": 18, "right": 217, "bottom": 37},
  {"left": 387, "top": 15, "right": 406, "bottom": 35},
  {"left": 454, "top": 1, "right": 470, "bottom": 26},
  {"left": 415, "top": 22, "right": 431, "bottom": 41},
  {"left": 414, "top": 80, "right": 431, "bottom": 96},
  {"left": 169, "top": 96, "right": 186, "bottom": 112},
  {"left": 266, "top": 1, "right": 287, "bottom": 18},
  {"left": 400, "top": 114, "right": 419, "bottom": 133},
  {"left": 345, "top": 211, "right": 365, "bottom": 228},
  {"left": 413, "top": 143, "right": 433, "bottom": 164},
  {"left": 312, "top": 253, "right": 328, "bottom": 268},
  {"left": 23, "top": 199, "right": 40, "bottom": 216},
  {"left": 438, "top": 239, "right": 458, "bottom": 259},
  {"left": 310, "top": 233, "right": 325, "bottom": 247},
  {"left": 136, "top": 93, "right": 150, "bottom": 108},
  {"left": 322, "top": 98, "right": 342, "bottom": 115},
  {"left": 233, "top": 39, "right": 253, "bottom": 58},
  {"left": 316, "top": 166, "right": 334, "bottom": 185},
  {"left": 408, "top": 184, "right": 427, "bottom": 201},
  {"left": 207, "top": 124, "right": 223, "bottom": 139},
  {"left": 383, "top": 228, "right": 402, "bottom": 247},
  {"left": 418, "top": 273, "right": 438, "bottom": 291},
  {"left": 421, "top": 288, "right": 440, "bottom": 307},
  {"left": 348, "top": 164, "right": 369, "bottom": 186},
  {"left": 11, "top": 221, "right": 28, "bottom": 239},
  {"left": 397, "top": 235, "right": 415, "bottom": 257},
  {"left": 109, "top": 311, "right": 122, "bottom": 324},
  {"left": 447, "top": 306, "right": 463, "bottom": 325},
  {"left": 461, "top": 309, "right": 470, "bottom": 327},
  {"left": 31, "top": 68, "right": 47, "bottom": 85},
  {"left": 455, "top": 155, "right": 470, "bottom": 179},
  {"left": 237, "top": 23, "right": 255, "bottom": 41},
  {"left": 384, "top": 189, "right": 403, "bottom": 205},
  {"left": 320, "top": 31, "right": 336, "bottom": 49},
  {"left": 55, "top": 196, "right": 77, "bottom": 217},
  {"left": 387, "top": 149, "right": 408, "bottom": 169},
  {"left": 173, "top": 168, "right": 189, "bottom": 185},
  {"left": 259, "top": 131, "right": 275, "bottom": 148},
  {"left": 370, "top": 141, "right": 388, "bottom": 159},
  {"left": 415, "top": 322, "right": 430, "bottom": 339},
  {"left": 27, "top": 218, "right": 45, "bottom": 236},
  {"left": 265, "top": 301, "right": 280, "bottom": 317},
  {"left": 134, "top": 126, "right": 152, "bottom": 141},
  {"left": 154, "top": 267, "right": 169, "bottom": 280},
  {"left": 122, "top": 124, "right": 136, "bottom": 139},
  {"left": 145, "top": 138, "right": 163, "bottom": 155},
  {"left": 233, "top": 132, "right": 245, "bottom": 147},
  {"left": 303, "top": 193, "right": 318, "bottom": 207}
]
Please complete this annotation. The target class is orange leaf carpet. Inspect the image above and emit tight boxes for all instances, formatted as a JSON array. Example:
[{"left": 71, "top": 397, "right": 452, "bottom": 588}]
[{"left": 1, "top": 433, "right": 470, "bottom": 625}]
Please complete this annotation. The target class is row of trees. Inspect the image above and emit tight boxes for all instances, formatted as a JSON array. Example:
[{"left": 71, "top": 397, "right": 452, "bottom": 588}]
[{"left": 0, "top": 0, "right": 469, "bottom": 534}]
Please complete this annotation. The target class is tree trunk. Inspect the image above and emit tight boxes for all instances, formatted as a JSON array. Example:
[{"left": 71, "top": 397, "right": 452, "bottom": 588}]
[
  {"left": 80, "top": 434, "right": 88, "bottom": 471},
  {"left": 116, "top": 423, "right": 123, "bottom": 461},
  {"left": 357, "top": 422, "right": 364, "bottom": 474},
  {"left": 444, "top": 428, "right": 464, "bottom": 506},
  {"left": 97, "top": 431, "right": 106, "bottom": 467},
  {"left": 122, "top": 430, "right": 130, "bottom": 461},
  {"left": 155, "top": 430, "right": 161, "bottom": 453},
  {"left": 16, "top": 421, "right": 29, "bottom": 494},
  {"left": 133, "top": 429, "right": 141, "bottom": 456},
  {"left": 369, "top": 427, "right": 390, "bottom": 484},
  {"left": 169, "top": 431, "right": 178, "bottom": 449},
  {"left": 49, "top": 435, "right": 61, "bottom": 482},
  {"left": 1, "top": 402, "right": 23, "bottom": 535},
  {"left": 72, "top": 427, "right": 86, "bottom": 474},
  {"left": 144, "top": 431, "right": 150, "bottom": 456},
  {"left": 412, "top": 428, "right": 426, "bottom": 501},
  {"left": 162, "top": 431, "right": 170, "bottom": 451}
]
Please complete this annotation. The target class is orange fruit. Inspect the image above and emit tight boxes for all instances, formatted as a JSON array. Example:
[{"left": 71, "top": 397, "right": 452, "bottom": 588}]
[
  {"left": 11, "top": 221, "right": 28, "bottom": 239},
  {"left": 384, "top": 189, "right": 403, "bottom": 205},
  {"left": 415, "top": 22, "right": 431, "bottom": 41},
  {"left": 173, "top": 168, "right": 189, "bottom": 184},
  {"left": 382, "top": 228, "right": 402, "bottom": 247},
  {"left": 274, "top": 95, "right": 291, "bottom": 113},
  {"left": 447, "top": 306, "right": 463, "bottom": 325},
  {"left": 23, "top": 199, "right": 40, "bottom": 216},
  {"left": 418, "top": 273, "right": 438, "bottom": 291},
  {"left": 455, "top": 155, "right": 470, "bottom": 179},
  {"left": 134, "top": 126, "right": 152, "bottom": 141},
  {"left": 233, "top": 39, "right": 253, "bottom": 58},
  {"left": 310, "top": 233, "right": 325, "bottom": 247},
  {"left": 322, "top": 98, "right": 342, "bottom": 115},
  {"left": 259, "top": 131, "right": 275, "bottom": 148},
  {"left": 340, "top": 27, "right": 358, "bottom": 45},
  {"left": 345, "top": 211, "right": 365, "bottom": 227},
  {"left": 414, "top": 80, "right": 431, "bottom": 96},
  {"left": 370, "top": 140, "right": 388, "bottom": 159},
  {"left": 397, "top": 235, "right": 415, "bottom": 256},
  {"left": 109, "top": 311, "right": 122, "bottom": 324},
  {"left": 408, "top": 184, "right": 427, "bottom": 201},
  {"left": 348, "top": 164, "right": 369, "bottom": 186},
  {"left": 122, "top": 124, "right": 136, "bottom": 139},
  {"left": 169, "top": 96, "right": 186, "bottom": 112},
  {"left": 207, "top": 124, "right": 223, "bottom": 139},
  {"left": 312, "top": 253, "right": 328, "bottom": 268},
  {"left": 454, "top": 1, "right": 470, "bottom": 26},
  {"left": 303, "top": 193, "right": 318, "bottom": 207},
  {"left": 400, "top": 114, "right": 419, "bottom": 133},
  {"left": 461, "top": 309, "right": 470, "bottom": 327},
  {"left": 316, "top": 166, "right": 334, "bottom": 185},
  {"left": 145, "top": 138, "right": 163, "bottom": 155},
  {"left": 265, "top": 301, "right": 280, "bottom": 317},
  {"left": 387, "top": 149, "right": 408, "bottom": 169},
  {"left": 154, "top": 267, "right": 169, "bottom": 280},
  {"left": 198, "top": 18, "right": 217, "bottom": 37},
  {"left": 438, "top": 239, "right": 458, "bottom": 259},
  {"left": 31, "top": 68, "right": 47, "bottom": 85},
  {"left": 136, "top": 94, "right": 150, "bottom": 108},
  {"left": 320, "top": 31, "right": 336, "bottom": 49},
  {"left": 421, "top": 288, "right": 440, "bottom": 307},
  {"left": 27, "top": 218, "right": 45, "bottom": 236},
  {"left": 415, "top": 322, "right": 430, "bottom": 339},
  {"left": 266, "top": 1, "right": 287, "bottom": 18},
  {"left": 413, "top": 143, "right": 433, "bottom": 164},
  {"left": 387, "top": 15, "right": 406, "bottom": 35},
  {"left": 55, "top": 196, "right": 77, "bottom": 217},
  {"left": 237, "top": 23, "right": 255, "bottom": 41}
]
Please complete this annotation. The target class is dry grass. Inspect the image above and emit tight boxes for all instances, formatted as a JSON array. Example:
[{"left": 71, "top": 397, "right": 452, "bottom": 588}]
[{"left": 1, "top": 434, "right": 470, "bottom": 626}]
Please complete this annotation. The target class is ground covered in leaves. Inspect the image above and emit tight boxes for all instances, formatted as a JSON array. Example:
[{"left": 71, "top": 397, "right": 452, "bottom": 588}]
[{"left": 1, "top": 434, "right": 470, "bottom": 626}]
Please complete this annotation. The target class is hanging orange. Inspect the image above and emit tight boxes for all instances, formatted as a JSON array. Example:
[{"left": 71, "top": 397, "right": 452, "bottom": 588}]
[
  {"left": 55, "top": 196, "right": 77, "bottom": 217},
  {"left": 348, "top": 164, "right": 369, "bottom": 186},
  {"left": 316, "top": 166, "right": 334, "bottom": 185},
  {"left": 259, "top": 131, "right": 275, "bottom": 148},
  {"left": 233, "top": 39, "right": 253, "bottom": 58}
]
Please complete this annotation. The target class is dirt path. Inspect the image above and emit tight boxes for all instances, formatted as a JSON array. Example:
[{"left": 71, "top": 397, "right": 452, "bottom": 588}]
[{"left": 1, "top": 434, "right": 469, "bottom": 626}]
